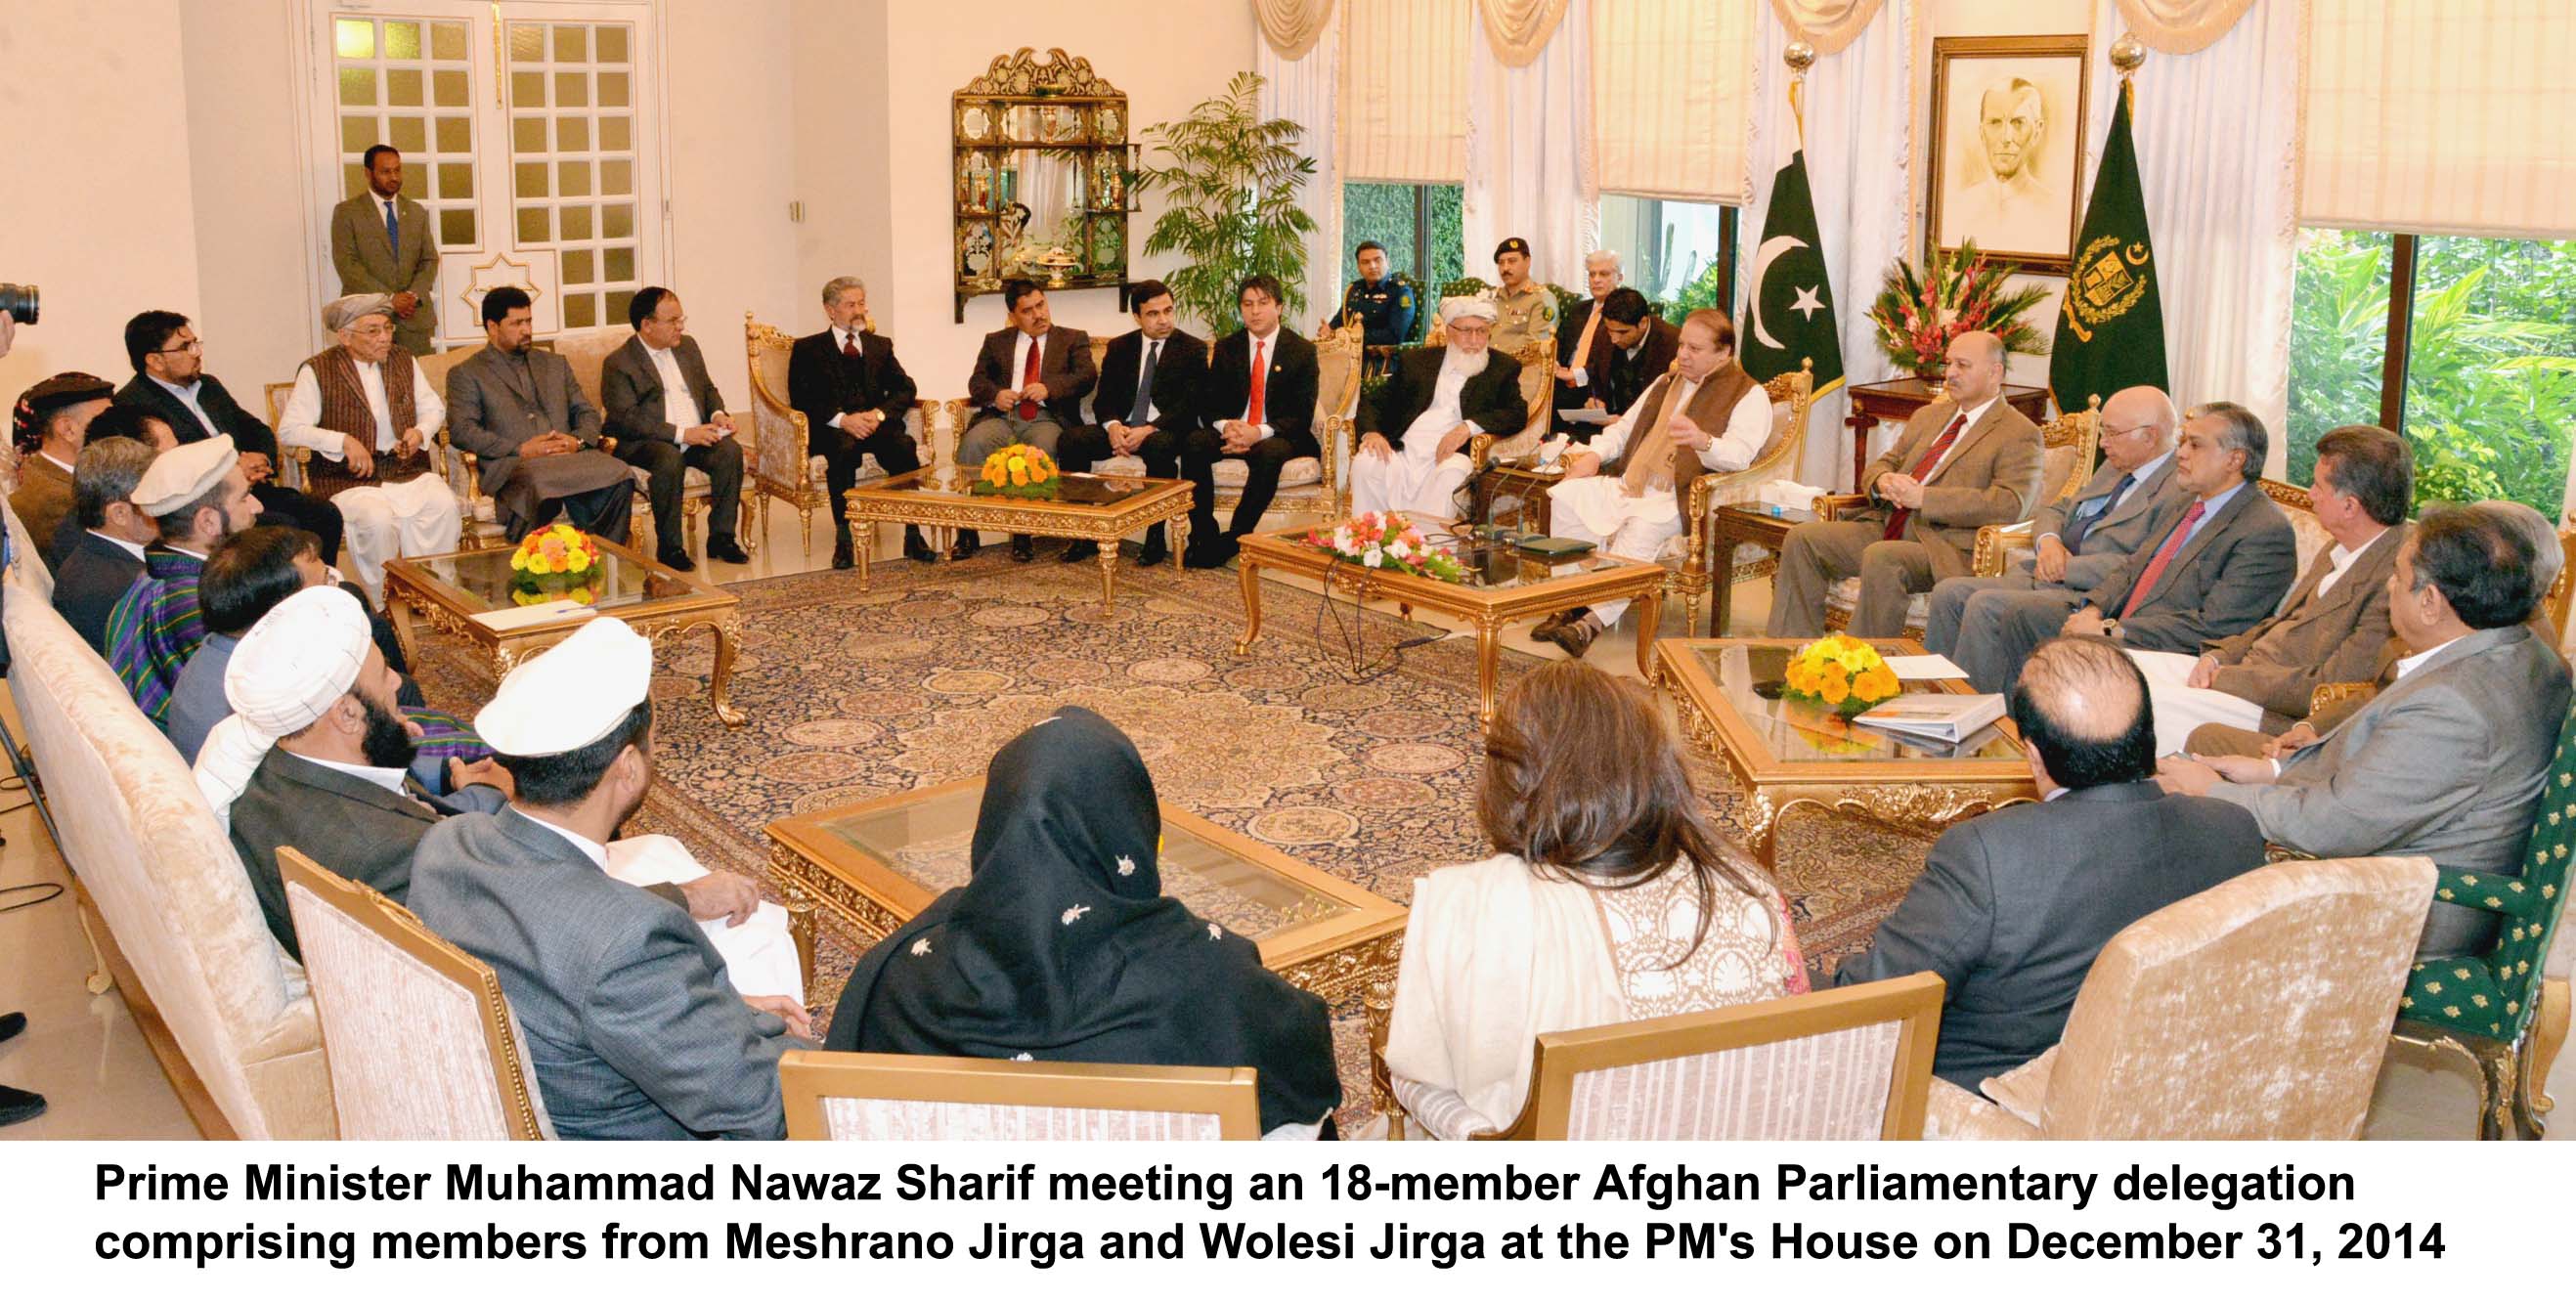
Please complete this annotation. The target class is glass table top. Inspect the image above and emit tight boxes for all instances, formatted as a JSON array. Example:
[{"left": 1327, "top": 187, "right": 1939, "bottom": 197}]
[
  {"left": 1691, "top": 642, "right": 2022, "bottom": 763},
  {"left": 808, "top": 783, "right": 1358, "bottom": 940},
  {"left": 410, "top": 543, "right": 695, "bottom": 613},
  {"left": 877, "top": 468, "right": 1166, "bottom": 505},
  {"left": 1265, "top": 528, "right": 1641, "bottom": 590}
]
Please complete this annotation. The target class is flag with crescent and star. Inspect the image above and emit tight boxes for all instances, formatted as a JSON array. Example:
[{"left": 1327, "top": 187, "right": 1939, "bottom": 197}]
[
  {"left": 1738, "top": 149, "right": 1844, "bottom": 397},
  {"left": 2051, "top": 80, "right": 2167, "bottom": 413}
]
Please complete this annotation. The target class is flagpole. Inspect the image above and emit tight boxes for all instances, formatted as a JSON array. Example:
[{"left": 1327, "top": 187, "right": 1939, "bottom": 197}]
[{"left": 1785, "top": 40, "right": 1813, "bottom": 148}]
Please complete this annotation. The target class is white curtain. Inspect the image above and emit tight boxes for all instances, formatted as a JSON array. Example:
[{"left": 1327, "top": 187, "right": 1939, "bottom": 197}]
[
  {"left": 1341, "top": 0, "right": 1471, "bottom": 185},
  {"left": 1745, "top": 0, "right": 1919, "bottom": 490},
  {"left": 2085, "top": 0, "right": 2299, "bottom": 470},
  {"left": 1260, "top": 19, "right": 1345, "bottom": 329},
  {"left": 1593, "top": 0, "right": 1756, "bottom": 203},
  {"left": 1463, "top": 0, "right": 1596, "bottom": 290}
]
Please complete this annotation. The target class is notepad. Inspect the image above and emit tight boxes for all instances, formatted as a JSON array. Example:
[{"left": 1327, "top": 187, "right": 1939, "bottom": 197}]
[
  {"left": 1881, "top": 654, "right": 1970, "bottom": 680},
  {"left": 470, "top": 600, "right": 600, "bottom": 631}
]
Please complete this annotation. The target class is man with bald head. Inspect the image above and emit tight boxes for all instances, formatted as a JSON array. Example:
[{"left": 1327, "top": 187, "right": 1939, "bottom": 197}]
[
  {"left": 1926, "top": 385, "right": 2185, "bottom": 662},
  {"left": 1833, "top": 636, "right": 2265, "bottom": 1089},
  {"left": 1770, "top": 330, "right": 2044, "bottom": 636}
]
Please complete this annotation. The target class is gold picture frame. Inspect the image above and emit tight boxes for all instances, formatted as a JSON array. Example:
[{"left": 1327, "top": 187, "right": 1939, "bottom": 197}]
[{"left": 1926, "top": 35, "right": 2091, "bottom": 276}]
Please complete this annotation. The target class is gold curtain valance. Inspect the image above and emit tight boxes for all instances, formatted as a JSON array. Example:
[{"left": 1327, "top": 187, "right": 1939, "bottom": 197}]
[
  {"left": 1254, "top": 0, "right": 1337, "bottom": 61},
  {"left": 1477, "top": 0, "right": 1573, "bottom": 67},
  {"left": 2114, "top": 0, "right": 2258, "bottom": 55},
  {"left": 1767, "top": 0, "right": 1885, "bottom": 56}
]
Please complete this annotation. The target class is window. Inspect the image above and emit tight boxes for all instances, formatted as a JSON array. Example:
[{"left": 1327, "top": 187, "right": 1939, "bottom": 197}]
[
  {"left": 2288, "top": 230, "right": 2576, "bottom": 516},
  {"left": 1341, "top": 182, "right": 1464, "bottom": 298},
  {"left": 1595, "top": 195, "right": 1737, "bottom": 319}
]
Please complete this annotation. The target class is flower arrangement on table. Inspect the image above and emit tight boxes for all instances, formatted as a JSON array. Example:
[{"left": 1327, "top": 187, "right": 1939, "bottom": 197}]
[
  {"left": 508, "top": 523, "right": 606, "bottom": 607},
  {"left": 1867, "top": 239, "right": 2052, "bottom": 378},
  {"left": 1781, "top": 634, "right": 1903, "bottom": 717},
  {"left": 1298, "top": 511, "right": 1471, "bottom": 584},
  {"left": 972, "top": 443, "right": 1061, "bottom": 499}
]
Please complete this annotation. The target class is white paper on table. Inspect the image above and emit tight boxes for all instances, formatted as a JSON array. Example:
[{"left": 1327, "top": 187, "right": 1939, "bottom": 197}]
[
  {"left": 1882, "top": 654, "right": 1970, "bottom": 680},
  {"left": 604, "top": 834, "right": 806, "bottom": 1003},
  {"left": 471, "top": 599, "right": 599, "bottom": 631}
]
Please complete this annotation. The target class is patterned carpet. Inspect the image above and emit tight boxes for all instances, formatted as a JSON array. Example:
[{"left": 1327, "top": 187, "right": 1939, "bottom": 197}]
[{"left": 408, "top": 552, "right": 1933, "bottom": 1124}]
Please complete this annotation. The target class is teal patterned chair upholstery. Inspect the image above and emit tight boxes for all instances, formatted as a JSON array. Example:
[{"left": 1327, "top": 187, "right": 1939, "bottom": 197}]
[{"left": 2391, "top": 699, "right": 2576, "bottom": 1139}]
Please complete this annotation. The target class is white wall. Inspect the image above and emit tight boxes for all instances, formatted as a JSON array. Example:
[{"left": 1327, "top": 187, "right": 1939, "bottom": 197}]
[
  {"left": 788, "top": 0, "right": 893, "bottom": 340},
  {"left": 181, "top": 0, "right": 309, "bottom": 410},
  {"left": 0, "top": 0, "right": 204, "bottom": 401},
  {"left": 662, "top": 0, "right": 799, "bottom": 405}
]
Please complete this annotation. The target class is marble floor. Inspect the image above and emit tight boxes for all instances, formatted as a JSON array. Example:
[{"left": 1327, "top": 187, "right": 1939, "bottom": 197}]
[{"left": 0, "top": 507, "right": 2564, "bottom": 1140}]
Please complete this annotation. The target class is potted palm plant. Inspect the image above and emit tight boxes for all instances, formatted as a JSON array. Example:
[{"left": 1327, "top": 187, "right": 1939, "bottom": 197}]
[{"left": 1134, "top": 71, "right": 1319, "bottom": 333}]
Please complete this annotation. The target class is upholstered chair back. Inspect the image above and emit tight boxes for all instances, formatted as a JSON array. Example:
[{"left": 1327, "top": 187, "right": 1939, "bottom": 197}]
[
  {"left": 742, "top": 317, "right": 811, "bottom": 496},
  {"left": 2036, "top": 856, "right": 2434, "bottom": 1139},
  {"left": 552, "top": 326, "right": 634, "bottom": 411},
  {"left": 780, "top": 1050, "right": 1260, "bottom": 1140}
]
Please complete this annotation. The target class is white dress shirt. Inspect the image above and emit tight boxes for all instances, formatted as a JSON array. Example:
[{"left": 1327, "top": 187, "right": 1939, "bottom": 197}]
[
  {"left": 87, "top": 531, "right": 147, "bottom": 561},
  {"left": 38, "top": 451, "right": 75, "bottom": 478},
  {"left": 829, "top": 326, "right": 872, "bottom": 433},
  {"left": 281, "top": 359, "right": 447, "bottom": 457},
  {"left": 1591, "top": 371, "right": 1769, "bottom": 477},
  {"left": 2311, "top": 524, "right": 2388, "bottom": 600},
  {"left": 646, "top": 342, "right": 708, "bottom": 435},
  {"left": 517, "top": 807, "right": 612, "bottom": 871},
  {"left": 306, "top": 754, "right": 411, "bottom": 798},
  {"left": 1009, "top": 329, "right": 1046, "bottom": 401}
]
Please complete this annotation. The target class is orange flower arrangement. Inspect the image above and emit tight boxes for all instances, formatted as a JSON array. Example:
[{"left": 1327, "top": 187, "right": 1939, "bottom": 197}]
[
  {"left": 1782, "top": 634, "right": 1902, "bottom": 717},
  {"left": 507, "top": 523, "right": 605, "bottom": 606},
  {"left": 971, "top": 443, "right": 1061, "bottom": 499}
]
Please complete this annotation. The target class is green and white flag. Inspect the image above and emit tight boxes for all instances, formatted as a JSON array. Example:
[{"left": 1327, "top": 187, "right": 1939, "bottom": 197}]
[
  {"left": 2052, "top": 81, "right": 2168, "bottom": 413},
  {"left": 1738, "top": 149, "right": 1845, "bottom": 398}
]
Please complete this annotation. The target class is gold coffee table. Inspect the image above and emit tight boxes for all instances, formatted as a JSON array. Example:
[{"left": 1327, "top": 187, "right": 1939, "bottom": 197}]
[
  {"left": 1655, "top": 637, "right": 2035, "bottom": 865},
  {"left": 1235, "top": 528, "right": 1668, "bottom": 723},
  {"left": 382, "top": 537, "right": 747, "bottom": 726},
  {"left": 765, "top": 779, "right": 1406, "bottom": 1003},
  {"left": 843, "top": 467, "right": 1193, "bottom": 610}
]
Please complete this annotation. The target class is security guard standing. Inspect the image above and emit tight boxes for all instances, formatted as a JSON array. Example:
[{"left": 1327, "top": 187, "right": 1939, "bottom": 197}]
[
  {"left": 1339, "top": 240, "right": 1418, "bottom": 378},
  {"left": 1489, "top": 237, "right": 1556, "bottom": 357}
]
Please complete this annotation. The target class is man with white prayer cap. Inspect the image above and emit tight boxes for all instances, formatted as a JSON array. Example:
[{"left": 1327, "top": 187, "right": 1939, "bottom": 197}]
[
  {"left": 105, "top": 434, "right": 260, "bottom": 720},
  {"left": 1536, "top": 307, "right": 1771, "bottom": 660},
  {"left": 1349, "top": 296, "right": 1527, "bottom": 527},
  {"left": 277, "top": 293, "right": 463, "bottom": 595},
  {"left": 406, "top": 618, "right": 807, "bottom": 1140}
]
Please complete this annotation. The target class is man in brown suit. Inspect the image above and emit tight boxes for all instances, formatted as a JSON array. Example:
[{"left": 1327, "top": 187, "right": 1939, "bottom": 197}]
[
  {"left": 10, "top": 372, "right": 111, "bottom": 550},
  {"left": 329, "top": 146, "right": 440, "bottom": 356},
  {"left": 1768, "top": 331, "right": 2043, "bottom": 636},
  {"left": 956, "top": 280, "right": 1095, "bottom": 560}
]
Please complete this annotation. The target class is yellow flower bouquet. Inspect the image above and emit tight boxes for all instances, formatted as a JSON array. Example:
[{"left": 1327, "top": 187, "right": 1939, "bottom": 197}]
[
  {"left": 971, "top": 443, "right": 1061, "bottom": 499},
  {"left": 507, "top": 523, "right": 605, "bottom": 607},
  {"left": 1781, "top": 634, "right": 1903, "bottom": 717}
]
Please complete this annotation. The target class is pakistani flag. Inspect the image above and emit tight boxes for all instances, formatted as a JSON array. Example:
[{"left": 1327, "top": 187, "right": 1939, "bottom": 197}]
[
  {"left": 2051, "top": 82, "right": 2167, "bottom": 413},
  {"left": 1738, "top": 150, "right": 1844, "bottom": 398}
]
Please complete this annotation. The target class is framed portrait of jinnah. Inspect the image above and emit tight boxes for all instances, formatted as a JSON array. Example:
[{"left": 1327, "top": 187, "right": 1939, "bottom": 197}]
[{"left": 1927, "top": 36, "right": 2090, "bottom": 276}]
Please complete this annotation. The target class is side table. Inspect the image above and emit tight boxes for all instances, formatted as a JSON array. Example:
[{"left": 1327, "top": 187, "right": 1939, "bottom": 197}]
[{"left": 1707, "top": 503, "right": 1812, "bottom": 636}]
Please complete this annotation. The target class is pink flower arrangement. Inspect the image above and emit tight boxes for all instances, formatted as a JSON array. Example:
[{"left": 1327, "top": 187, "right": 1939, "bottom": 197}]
[
  {"left": 1868, "top": 240, "right": 2052, "bottom": 376},
  {"left": 1297, "top": 511, "right": 1471, "bottom": 583}
]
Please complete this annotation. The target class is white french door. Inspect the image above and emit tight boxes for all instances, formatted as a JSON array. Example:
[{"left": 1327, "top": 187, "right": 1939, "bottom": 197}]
[{"left": 301, "top": 0, "right": 667, "bottom": 348}]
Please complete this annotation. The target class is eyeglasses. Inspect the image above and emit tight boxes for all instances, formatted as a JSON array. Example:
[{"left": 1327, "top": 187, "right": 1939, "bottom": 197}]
[
  {"left": 2101, "top": 421, "right": 2158, "bottom": 440},
  {"left": 154, "top": 338, "right": 204, "bottom": 355}
]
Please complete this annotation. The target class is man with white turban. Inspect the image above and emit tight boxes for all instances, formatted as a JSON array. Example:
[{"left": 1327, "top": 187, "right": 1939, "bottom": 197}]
[
  {"left": 278, "top": 293, "right": 463, "bottom": 595},
  {"left": 1349, "top": 296, "right": 1528, "bottom": 526},
  {"left": 1535, "top": 308, "right": 1771, "bottom": 660},
  {"left": 407, "top": 618, "right": 806, "bottom": 1140}
]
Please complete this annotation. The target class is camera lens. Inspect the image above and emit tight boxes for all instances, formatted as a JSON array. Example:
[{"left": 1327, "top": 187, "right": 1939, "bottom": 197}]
[{"left": 0, "top": 283, "right": 38, "bottom": 326}]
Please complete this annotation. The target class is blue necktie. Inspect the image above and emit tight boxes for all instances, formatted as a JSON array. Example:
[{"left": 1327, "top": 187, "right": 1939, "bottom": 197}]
[
  {"left": 1127, "top": 341, "right": 1159, "bottom": 424},
  {"left": 384, "top": 198, "right": 400, "bottom": 253},
  {"left": 2059, "top": 470, "right": 2133, "bottom": 552}
]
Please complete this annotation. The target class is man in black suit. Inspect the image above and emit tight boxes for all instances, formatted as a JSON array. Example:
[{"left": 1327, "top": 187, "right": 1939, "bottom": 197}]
[
  {"left": 116, "top": 310, "right": 345, "bottom": 564},
  {"left": 1833, "top": 635, "right": 2268, "bottom": 1090},
  {"left": 959, "top": 280, "right": 1095, "bottom": 561},
  {"left": 1055, "top": 278, "right": 1201, "bottom": 566},
  {"left": 601, "top": 287, "right": 749, "bottom": 571},
  {"left": 1349, "top": 296, "right": 1525, "bottom": 525},
  {"left": 1582, "top": 288, "right": 1681, "bottom": 438},
  {"left": 49, "top": 436, "right": 158, "bottom": 655},
  {"left": 1182, "top": 275, "right": 1321, "bottom": 568},
  {"left": 787, "top": 276, "right": 926, "bottom": 569}
]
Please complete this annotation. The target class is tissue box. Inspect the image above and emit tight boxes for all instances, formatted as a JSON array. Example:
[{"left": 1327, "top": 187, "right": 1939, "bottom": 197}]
[{"left": 1756, "top": 480, "right": 1828, "bottom": 515}]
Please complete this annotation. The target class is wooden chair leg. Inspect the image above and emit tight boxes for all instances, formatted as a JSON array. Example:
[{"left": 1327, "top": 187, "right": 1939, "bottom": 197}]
[
  {"left": 2473, "top": 1038, "right": 2515, "bottom": 1140},
  {"left": 2525, "top": 976, "right": 2567, "bottom": 1125}
]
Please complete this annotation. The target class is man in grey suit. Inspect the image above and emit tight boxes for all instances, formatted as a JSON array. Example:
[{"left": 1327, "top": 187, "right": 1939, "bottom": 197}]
[
  {"left": 2162, "top": 506, "right": 2573, "bottom": 957},
  {"left": 956, "top": 280, "right": 1095, "bottom": 560},
  {"left": 329, "top": 146, "right": 439, "bottom": 356},
  {"left": 1926, "top": 385, "right": 2184, "bottom": 659},
  {"left": 601, "top": 287, "right": 748, "bottom": 571},
  {"left": 408, "top": 618, "right": 808, "bottom": 1140},
  {"left": 1951, "top": 402, "right": 2297, "bottom": 693},
  {"left": 442, "top": 286, "right": 634, "bottom": 542},
  {"left": 1834, "top": 636, "right": 2267, "bottom": 1089}
]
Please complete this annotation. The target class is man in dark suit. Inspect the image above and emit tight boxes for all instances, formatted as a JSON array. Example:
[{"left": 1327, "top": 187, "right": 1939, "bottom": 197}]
[
  {"left": 601, "top": 287, "right": 748, "bottom": 571},
  {"left": 407, "top": 619, "right": 807, "bottom": 1140},
  {"left": 1055, "top": 278, "right": 1201, "bottom": 566},
  {"left": 1550, "top": 250, "right": 1624, "bottom": 437},
  {"left": 1584, "top": 289, "right": 1681, "bottom": 428},
  {"left": 787, "top": 276, "right": 927, "bottom": 568},
  {"left": 958, "top": 280, "right": 1095, "bottom": 561},
  {"left": 1182, "top": 275, "right": 1321, "bottom": 568},
  {"left": 1953, "top": 401, "right": 2298, "bottom": 693},
  {"left": 1835, "top": 635, "right": 2267, "bottom": 1089},
  {"left": 443, "top": 286, "right": 634, "bottom": 542},
  {"left": 49, "top": 436, "right": 156, "bottom": 654},
  {"left": 1349, "top": 296, "right": 1525, "bottom": 524},
  {"left": 329, "top": 145, "right": 439, "bottom": 355},
  {"left": 117, "top": 310, "right": 346, "bottom": 564}
]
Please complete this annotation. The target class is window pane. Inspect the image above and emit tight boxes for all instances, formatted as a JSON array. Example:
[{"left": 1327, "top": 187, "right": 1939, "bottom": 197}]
[
  {"left": 560, "top": 204, "right": 593, "bottom": 240},
  {"left": 344, "top": 163, "right": 368, "bottom": 196},
  {"left": 604, "top": 248, "right": 634, "bottom": 283},
  {"left": 1341, "top": 183, "right": 1419, "bottom": 283},
  {"left": 1597, "top": 194, "right": 1734, "bottom": 312},
  {"left": 517, "top": 206, "right": 550, "bottom": 242},
  {"left": 335, "top": 19, "right": 373, "bottom": 60},
  {"left": 433, "top": 69, "right": 468, "bottom": 108},
  {"left": 387, "top": 68, "right": 422, "bottom": 107},
  {"left": 339, "top": 67, "right": 375, "bottom": 106},
  {"left": 388, "top": 116, "right": 426, "bottom": 152},
  {"left": 430, "top": 22, "right": 466, "bottom": 61},
  {"left": 2400, "top": 236, "right": 2576, "bottom": 515},
  {"left": 596, "top": 25, "right": 630, "bottom": 64},
  {"left": 385, "top": 22, "right": 420, "bottom": 61},
  {"left": 514, "top": 161, "right": 549, "bottom": 199},
  {"left": 562, "top": 248, "right": 594, "bottom": 286},
  {"left": 599, "top": 158, "right": 632, "bottom": 197},
  {"left": 1424, "top": 184, "right": 1464, "bottom": 289},
  {"left": 605, "top": 288, "right": 635, "bottom": 324},
  {"left": 602, "top": 202, "right": 633, "bottom": 239},
  {"left": 341, "top": 114, "right": 377, "bottom": 153},
  {"left": 435, "top": 115, "right": 470, "bottom": 152},
  {"left": 437, "top": 161, "right": 472, "bottom": 198},
  {"left": 556, "top": 117, "right": 589, "bottom": 152},
  {"left": 555, "top": 71, "right": 589, "bottom": 108},
  {"left": 598, "top": 71, "right": 629, "bottom": 108},
  {"left": 2287, "top": 229, "right": 2393, "bottom": 490},
  {"left": 510, "top": 71, "right": 545, "bottom": 107},
  {"left": 564, "top": 293, "right": 595, "bottom": 328},
  {"left": 512, "top": 116, "right": 546, "bottom": 152},
  {"left": 509, "top": 23, "right": 545, "bottom": 63},
  {"left": 557, "top": 159, "right": 590, "bottom": 197},
  {"left": 553, "top": 24, "right": 588, "bottom": 62},
  {"left": 598, "top": 115, "right": 632, "bottom": 152},
  {"left": 440, "top": 208, "right": 475, "bottom": 246}
]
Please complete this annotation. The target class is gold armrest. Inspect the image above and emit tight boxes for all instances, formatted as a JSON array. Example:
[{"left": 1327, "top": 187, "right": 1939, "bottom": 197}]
[
  {"left": 1813, "top": 492, "right": 1869, "bottom": 522},
  {"left": 2308, "top": 679, "right": 2377, "bottom": 720},
  {"left": 1973, "top": 522, "right": 2033, "bottom": 577},
  {"left": 1365, "top": 979, "right": 1403, "bottom": 1141},
  {"left": 1466, "top": 431, "right": 1495, "bottom": 467},
  {"left": 1328, "top": 413, "right": 1354, "bottom": 518},
  {"left": 285, "top": 446, "right": 313, "bottom": 492}
]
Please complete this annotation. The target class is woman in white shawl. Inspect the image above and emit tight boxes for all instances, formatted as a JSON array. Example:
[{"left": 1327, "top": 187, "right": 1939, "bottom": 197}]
[{"left": 1382, "top": 663, "right": 1808, "bottom": 1138}]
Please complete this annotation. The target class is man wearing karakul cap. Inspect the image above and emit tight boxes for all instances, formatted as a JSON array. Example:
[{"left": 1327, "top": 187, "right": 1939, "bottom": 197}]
[
  {"left": 276, "top": 294, "right": 463, "bottom": 596},
  {"left": 11, "top": 371, "right": 114, "bottom": 549},
  {"left": 105, "top": 435, "right": 259, "bottom": 721},
  {"left": 1350, "top": 296, "right": 1526, "bottom": 525},
  {"left": 406, "top": 618, "right": 807, "bottom": 1140}
]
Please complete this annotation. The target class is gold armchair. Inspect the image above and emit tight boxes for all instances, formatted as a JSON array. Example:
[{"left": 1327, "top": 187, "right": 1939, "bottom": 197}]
[
  {"left": 741, "top": 312, "right": 942, "bottom": 556},
  {"left": 1964, "top": 399, "right": 2102, "bottom": 578},
  {"left": 1678, "top": 361, "right": 1817, "bottom": 632}
]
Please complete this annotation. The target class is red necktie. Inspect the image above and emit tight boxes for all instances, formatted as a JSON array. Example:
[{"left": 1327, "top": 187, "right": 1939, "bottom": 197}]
[
  {"left": 1018, "top": 336, "right": 1042, "bottom": 419},
  {"left": 1882, "top": 413, "right": 1968, "bottom": 542},
  {"left": 2119, "top": 499, "right": 2206, "bottom": 619},
  {"left": 841, "top": 332, "right": 859, "bottom": 360},
  {"left": 1246, "top": 341, "right": 1267, "bottom": 427}
]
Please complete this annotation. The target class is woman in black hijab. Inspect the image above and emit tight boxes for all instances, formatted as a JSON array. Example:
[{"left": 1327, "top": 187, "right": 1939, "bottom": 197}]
[{"left": 826, "top": 707, "right": 1340, "bottom": 1136}]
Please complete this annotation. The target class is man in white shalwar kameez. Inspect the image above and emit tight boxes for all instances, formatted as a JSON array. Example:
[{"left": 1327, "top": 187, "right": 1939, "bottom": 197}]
[
  {"left": 1349, "top": 296, "right": 1528, "bottom": 526},
  {"left": 280, "top": 294, "right": 463, "bottom": 596},
  {"left": 1534, "top": 309, "right": 1771, "bottom": 658}
]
